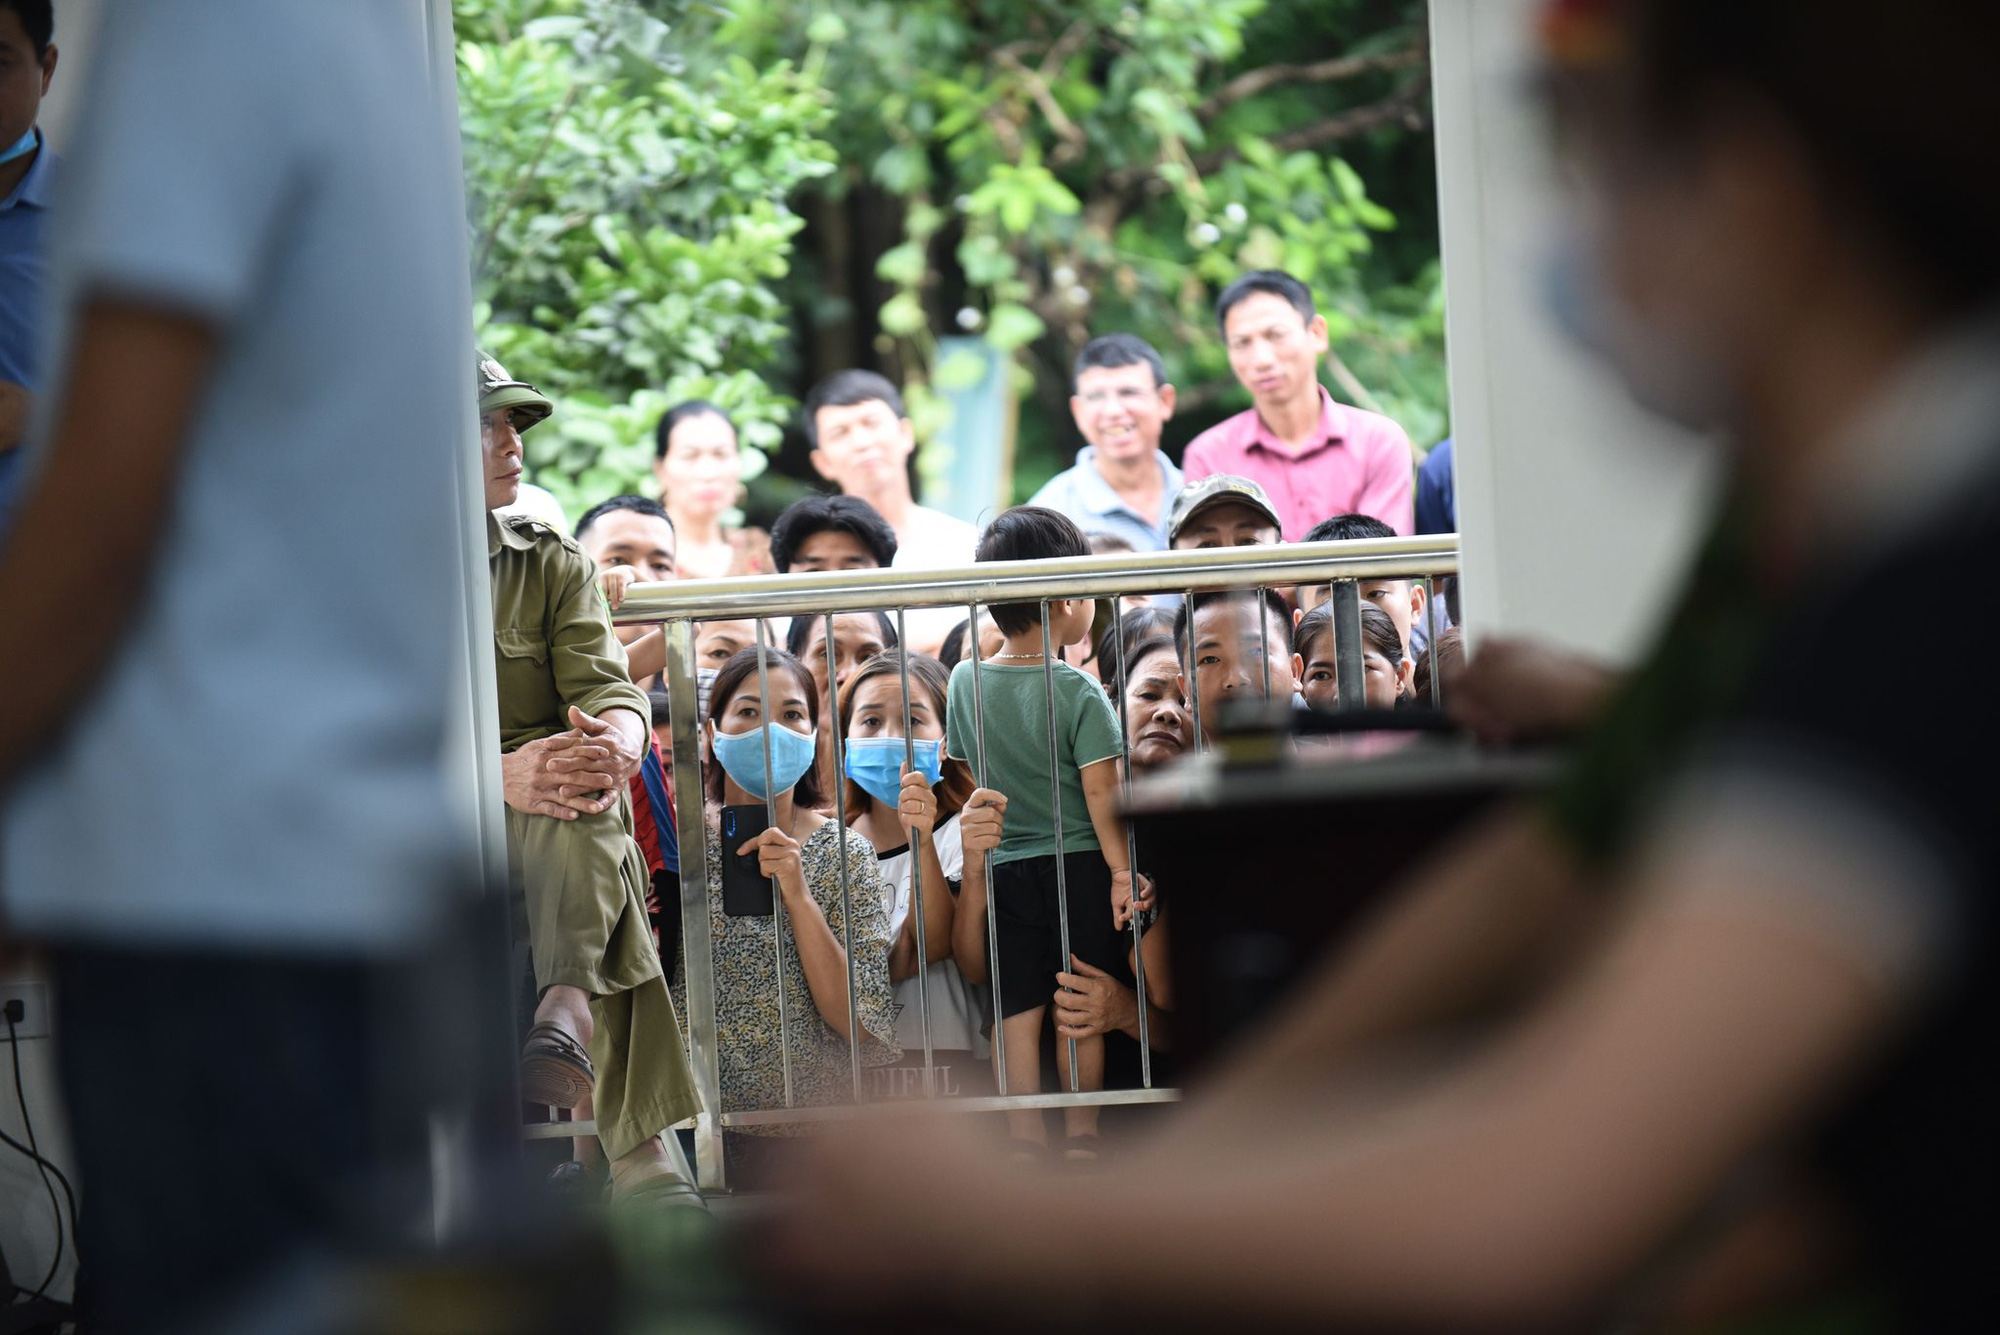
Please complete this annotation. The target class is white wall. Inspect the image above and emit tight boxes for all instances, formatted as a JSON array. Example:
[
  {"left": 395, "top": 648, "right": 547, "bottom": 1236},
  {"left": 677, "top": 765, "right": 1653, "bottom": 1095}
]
[{"left": 1430, "top": 0, "right": 1718, "bottom": 663}]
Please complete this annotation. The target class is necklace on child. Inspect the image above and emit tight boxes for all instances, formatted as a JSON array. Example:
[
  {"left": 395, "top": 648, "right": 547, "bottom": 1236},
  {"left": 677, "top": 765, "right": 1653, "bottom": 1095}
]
[{"left": 990, "top": 651, "right": 1045, "bottom": 661}]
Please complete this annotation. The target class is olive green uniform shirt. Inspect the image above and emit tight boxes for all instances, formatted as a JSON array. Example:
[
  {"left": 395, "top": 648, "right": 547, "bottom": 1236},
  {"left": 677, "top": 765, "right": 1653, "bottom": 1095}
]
[{"left": 488, "top": 511, "right": 650, "bottom": 748}]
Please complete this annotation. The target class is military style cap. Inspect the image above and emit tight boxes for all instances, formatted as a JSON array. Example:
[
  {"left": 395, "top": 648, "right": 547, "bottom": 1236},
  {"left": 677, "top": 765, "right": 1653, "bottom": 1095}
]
[
  {"left": 1167, "top": 473, "right": 1283, "bottom": 544},
  {"left": 476, "top": 351, "right": 554, "bottom": 431}
]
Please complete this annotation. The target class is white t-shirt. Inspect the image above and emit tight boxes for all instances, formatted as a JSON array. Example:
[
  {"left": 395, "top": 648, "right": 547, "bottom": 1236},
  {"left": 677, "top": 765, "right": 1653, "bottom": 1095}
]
[
  {"left": 890, "top": 503, "right": 980, "bottom": 652},
  {"left": 2, "top": 0, "right": 472, "bottom": 952},
  {"left": 876, "top": 814, "right": 990, "bottom": 1057}
]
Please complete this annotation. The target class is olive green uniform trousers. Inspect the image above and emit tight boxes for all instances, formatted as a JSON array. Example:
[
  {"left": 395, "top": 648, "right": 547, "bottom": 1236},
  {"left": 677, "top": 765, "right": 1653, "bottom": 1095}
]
[{"left": 506, "top": 789, "right": 700, "bottom": 1160}]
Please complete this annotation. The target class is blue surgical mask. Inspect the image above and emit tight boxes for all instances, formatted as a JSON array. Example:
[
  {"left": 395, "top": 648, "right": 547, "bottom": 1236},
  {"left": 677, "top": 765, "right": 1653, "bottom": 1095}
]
[
  {"left": 0, "top": 128, "right": 38, "bottom": 167},
  {"left": 711, "top": 722, "right": 817, "bottom": 801},
  {"left": 843, "top": 736, "right": 943, "bottom": 810}
]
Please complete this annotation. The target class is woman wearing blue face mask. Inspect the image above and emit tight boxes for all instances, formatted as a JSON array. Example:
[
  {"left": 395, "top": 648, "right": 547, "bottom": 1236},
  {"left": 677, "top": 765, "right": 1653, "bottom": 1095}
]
[
  {"left": 673, "top": 644, "right": 900, "bottom": 1177},
  {"left": 838, "top": 651, "right": 1009, "bottom": 1097}
]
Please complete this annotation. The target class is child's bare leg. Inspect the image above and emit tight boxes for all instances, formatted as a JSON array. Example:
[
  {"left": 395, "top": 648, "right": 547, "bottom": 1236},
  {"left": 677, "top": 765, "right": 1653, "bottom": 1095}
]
[
  {"left": 1000, "top": 1007, "right": 1046, "bottom": 1146},
  {"left": 1056, "top": 1032, "right": 1104, "bottom": 1140}
]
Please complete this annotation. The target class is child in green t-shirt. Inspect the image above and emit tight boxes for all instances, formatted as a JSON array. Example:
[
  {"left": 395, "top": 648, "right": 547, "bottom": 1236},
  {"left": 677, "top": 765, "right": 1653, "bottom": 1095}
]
[{"left": 944, "top": 507, "right": 1143, "bottom": 1157}]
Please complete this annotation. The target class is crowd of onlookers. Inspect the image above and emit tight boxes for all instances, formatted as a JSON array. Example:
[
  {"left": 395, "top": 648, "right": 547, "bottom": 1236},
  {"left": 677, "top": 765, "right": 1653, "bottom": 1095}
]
[{"left": 493, "top": 267, "right": 1465, "bottom": 1168}]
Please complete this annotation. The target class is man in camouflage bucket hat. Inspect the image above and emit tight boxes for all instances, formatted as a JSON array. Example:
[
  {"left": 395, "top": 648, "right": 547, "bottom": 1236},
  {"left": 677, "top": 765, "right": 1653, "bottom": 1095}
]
[
  {"left": 481, "top": 351, "right": 702, "bottom": 1206},
  {"left": 1166, "top": 473, "right": 1283, "bottom": 549}
]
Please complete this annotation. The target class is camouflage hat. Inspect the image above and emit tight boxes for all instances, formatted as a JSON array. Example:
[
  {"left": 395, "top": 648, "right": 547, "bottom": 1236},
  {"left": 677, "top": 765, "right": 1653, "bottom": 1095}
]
[
  {"left": 1166, "top": 473, "right": 1283, "bottom": 544},
  {"left": 475, "top": 351, "right": 554, "bottom": 432}
]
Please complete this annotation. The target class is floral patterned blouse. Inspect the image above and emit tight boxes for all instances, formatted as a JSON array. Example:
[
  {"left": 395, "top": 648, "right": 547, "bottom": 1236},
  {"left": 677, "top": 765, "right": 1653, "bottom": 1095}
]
[{"left": 673, "top": 818, "right": 901, "bottom": 1132}]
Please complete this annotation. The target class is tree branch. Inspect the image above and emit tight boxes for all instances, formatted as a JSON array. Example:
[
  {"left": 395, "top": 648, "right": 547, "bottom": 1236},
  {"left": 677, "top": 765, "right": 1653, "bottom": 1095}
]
[
  {"left": 1199, "top": 45, "right": 1427, "bottom": 118},
  {"left": 475, "top": 83, "right": 581, "bottom": 279},
  {"left": 1189, "top": 73, "right": 1431, "bottom": 176}
]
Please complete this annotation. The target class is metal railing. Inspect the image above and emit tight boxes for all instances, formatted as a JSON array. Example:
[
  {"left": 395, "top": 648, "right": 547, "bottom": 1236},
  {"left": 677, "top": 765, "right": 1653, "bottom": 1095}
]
[{"left": 608, "top": 534, "right": 1460, "bottom": 1190}]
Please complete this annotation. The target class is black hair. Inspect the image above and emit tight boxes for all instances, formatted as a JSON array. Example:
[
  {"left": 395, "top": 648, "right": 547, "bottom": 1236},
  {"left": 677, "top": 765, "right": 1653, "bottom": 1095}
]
[
  {"left": 1622, "top": 0, "right": 2000, "bottom": 314},
  {"left": 937, "top": 618, "right": 971, "bottom": 672},
  {"left": 703, "top": 646, "right": 825, "bottom": 810},
  {"left": 575, "top": 493, "right": 674, "bottom": 543},
  {"left": 1086, "top": 531, "right": 1136, "bottom": 556},
  {"left": 1413, "top": 628, "right": 1464, "bottom": 703},
  {"left": 975, "top": 506, "right": 1090, "bottom": 635},
  {"left": 654, "top": 399, "right": 735, "bottom": 462},
  {"left": 802, "top": 369, "right": 907, "bottom": 447},
  {"left": 1172, "top": 589, "right": 1292, "bottom": 665},
  {"left": 1095, "top": 605, "right": 1176, "bottom": 688},
  {"left": 782, "top": 608, "right": 898, "bottom": 663},
  {"left": 1072, "top": 333, "right": 1167, "bottom": 391},
  {"left": 1109, "top": 633, "right": 1180, "bottom": 701},
  {"left": 1293, "top": 602, "right": 1404, "bottom": 668},
  {"left": 1302, "top": 513, "right": 1396, "bottom": 545},
  {"left": 1215, "top": 270, "right": 1315, "bottom": 334},
  {"left": 1, "top": 1, "right": 51, "bottom": 58},
  {"left": 768, "top": 494, "right": 899, "bottom": 573}
]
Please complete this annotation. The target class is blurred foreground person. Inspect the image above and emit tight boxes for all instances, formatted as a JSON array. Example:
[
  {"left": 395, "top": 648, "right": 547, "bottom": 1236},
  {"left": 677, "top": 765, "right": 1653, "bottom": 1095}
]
[
  {"left": 480, "top": 357, "right": 702, "bottom": 1208},
  {"left": 773, "top": 0, "right": 2000, "bottom": 1327},
  {"left": 0, "top": 2, "right": 476, "bottom": 1329},
  {"left": 0, "top": 0, "right": 57, "bottom": 531}
]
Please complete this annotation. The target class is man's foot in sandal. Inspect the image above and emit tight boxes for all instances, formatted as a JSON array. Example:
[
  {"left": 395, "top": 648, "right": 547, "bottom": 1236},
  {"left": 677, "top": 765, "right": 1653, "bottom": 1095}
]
[
  {"left": 521, "top": 1018, "right": 595, "bottom": 1110},
  {"left": 609, "top": 1137, "right": 706, "bottom": 1212}
]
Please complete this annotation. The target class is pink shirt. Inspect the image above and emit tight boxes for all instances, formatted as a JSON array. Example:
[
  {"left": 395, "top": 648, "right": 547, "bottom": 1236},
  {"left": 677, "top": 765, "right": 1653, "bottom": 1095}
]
[{"left": 1181, "top": 387, "right": 1415, "bottom": 539}]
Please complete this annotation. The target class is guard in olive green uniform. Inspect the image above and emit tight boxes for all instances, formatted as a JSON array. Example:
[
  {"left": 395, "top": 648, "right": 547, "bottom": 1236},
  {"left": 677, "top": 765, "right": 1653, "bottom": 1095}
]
[{"left": 480, "top": 355, "right": 700, "bottom": 1167}]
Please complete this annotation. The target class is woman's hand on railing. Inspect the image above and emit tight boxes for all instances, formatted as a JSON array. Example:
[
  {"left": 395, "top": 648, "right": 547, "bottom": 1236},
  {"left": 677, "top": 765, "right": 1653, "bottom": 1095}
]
[
  {"left": 958, "top": 788, "right": 1008, "bottom": 860},
  {"left": 895, "top": 767, "right": 938, "bottom": 839},
  {"left": 737, "top": 824, "right": 808, "bottom": 904}
]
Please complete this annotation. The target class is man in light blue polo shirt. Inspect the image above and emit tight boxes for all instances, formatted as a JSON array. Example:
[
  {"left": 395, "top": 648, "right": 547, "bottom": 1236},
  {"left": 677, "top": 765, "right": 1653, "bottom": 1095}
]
[
  {"left": 0, "top": 0, "right": 58, "bottom": 529},
  {"left": 1028, "top": 333, "right": 1184, "bottom": 550}
]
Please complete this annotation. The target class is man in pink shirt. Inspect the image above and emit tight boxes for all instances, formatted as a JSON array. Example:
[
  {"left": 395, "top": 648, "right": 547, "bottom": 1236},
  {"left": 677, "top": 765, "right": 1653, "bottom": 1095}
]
[{"left": 1182, "top": 270, "right": 1415, "bottom": 539}]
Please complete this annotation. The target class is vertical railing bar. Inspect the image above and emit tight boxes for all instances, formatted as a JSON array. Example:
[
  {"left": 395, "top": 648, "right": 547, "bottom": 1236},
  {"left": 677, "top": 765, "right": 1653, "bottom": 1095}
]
[
  {"left": 897, "top": 608, "right": 936, "bottom": 1096},
  {"left": 967, "top": 602, "right": 1007, "bottom": 1094},
  {"left": 1184, "top": 588, "right": 1204, "bottom": 753},
  {"left": 1332, "top": 580, "right": 1366, "bottom": 713},
  {"left": 1109, "top": 616, "right": 1152, "bottom": 1087},
  {"left": 664, "top": 617, "right": 725, "bottom": 1192},
  {"left": 825, "top": 612, "right": 861, "bottom": 1102},
  {"left": 1041, "top": 603, "right": 1079, "bottom": 1093},
  {"left": 753, "top": 618, "right": 794, "bottom": 1109},
  {"left": 1257, "top": 587, "right": 1272, "bottom": 700},
  {"left": 1423, "top": 574, "right": 1442, "bottom": 710}
]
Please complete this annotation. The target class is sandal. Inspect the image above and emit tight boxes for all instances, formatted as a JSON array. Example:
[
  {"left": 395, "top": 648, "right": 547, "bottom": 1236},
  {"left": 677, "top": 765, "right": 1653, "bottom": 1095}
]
[{"left": 521, "top": 1020, "right": 594, "bottom": 1110}]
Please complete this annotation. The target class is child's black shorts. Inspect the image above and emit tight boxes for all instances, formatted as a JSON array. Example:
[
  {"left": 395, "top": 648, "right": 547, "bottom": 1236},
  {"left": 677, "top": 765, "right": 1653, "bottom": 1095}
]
[{"left": 990, "top": 850, "right": 1124, "bottom": 1020}]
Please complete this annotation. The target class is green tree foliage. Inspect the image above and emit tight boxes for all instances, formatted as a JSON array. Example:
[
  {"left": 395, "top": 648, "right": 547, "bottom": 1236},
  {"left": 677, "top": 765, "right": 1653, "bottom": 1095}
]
[
  {"left": 456, "top": 0, "right": 837, "bottom": 513},
  {"left": 457, "top": 0, "right": 1444, "bottom": 511},
  {"left": 714, "top": 0, "right": 1447, "bottom": 493}
]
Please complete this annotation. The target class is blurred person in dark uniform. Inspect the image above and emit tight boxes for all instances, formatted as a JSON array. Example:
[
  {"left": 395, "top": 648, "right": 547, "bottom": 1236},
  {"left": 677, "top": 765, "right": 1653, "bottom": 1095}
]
[
  {"left": 479, "top": 355, "right": 702, "bottom": 1208},
  {"left": 773, "top": 1, "right": 2000, "bottom": 1328},
  {"left": 0, "top": 2, "right": 476, "bottom": 1329},
  {"left": 0, "top": 0, "right": 57, "bottom": 531}
]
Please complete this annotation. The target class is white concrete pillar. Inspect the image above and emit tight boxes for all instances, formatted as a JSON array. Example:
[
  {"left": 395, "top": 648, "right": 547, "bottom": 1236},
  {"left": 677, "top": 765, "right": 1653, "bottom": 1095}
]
[{"left": 1430, "top": 0, "right": 1719, "bottom": 662}]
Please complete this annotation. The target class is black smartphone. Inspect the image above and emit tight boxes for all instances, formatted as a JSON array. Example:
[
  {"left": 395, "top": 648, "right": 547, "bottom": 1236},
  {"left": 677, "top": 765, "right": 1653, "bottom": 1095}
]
[{"left": 720, "top": 804, "right": 774, "bottom": 917}]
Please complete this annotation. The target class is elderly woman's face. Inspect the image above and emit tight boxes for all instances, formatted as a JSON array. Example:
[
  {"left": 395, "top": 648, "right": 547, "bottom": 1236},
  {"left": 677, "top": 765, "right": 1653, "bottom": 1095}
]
[{"left": 1123, "top": 646, "right": 1191, "bottom": 771}]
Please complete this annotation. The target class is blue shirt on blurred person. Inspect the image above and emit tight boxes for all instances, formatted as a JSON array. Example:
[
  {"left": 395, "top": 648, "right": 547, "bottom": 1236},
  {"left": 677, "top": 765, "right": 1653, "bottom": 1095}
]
[{"left": 0, "top": 126, "right": 55, "bottom": 531}]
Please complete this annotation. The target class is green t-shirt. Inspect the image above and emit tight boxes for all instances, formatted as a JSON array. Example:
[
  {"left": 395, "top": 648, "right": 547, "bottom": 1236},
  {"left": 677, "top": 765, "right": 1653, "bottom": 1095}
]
[{"left": 945, "top": 658, "right": 1123, "bottom": 866}]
